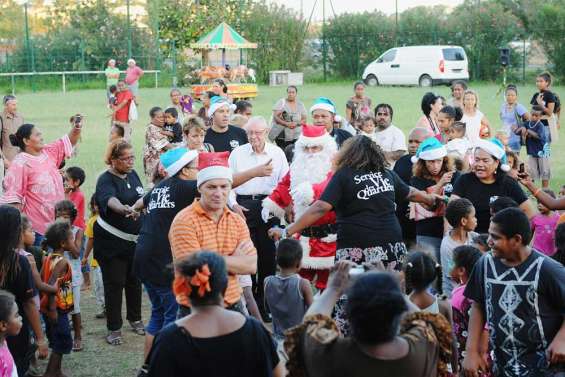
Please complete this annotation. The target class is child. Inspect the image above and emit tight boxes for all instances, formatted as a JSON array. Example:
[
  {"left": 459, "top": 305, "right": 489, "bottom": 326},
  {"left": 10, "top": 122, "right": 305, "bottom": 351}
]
[
  {"left": 357, "top": 114, "right": 377, "bottom": 141},
  {"left": 530, "top": 72, "right": 558, "bottom": 139},
  {"left": 81, "top": 195, "right": 105, "bottom": 319},
  {"left": 264, "top": 239, "right": 313, "bottom": 354},
  {"left": 108, "top": 85, "right": 118, "bottom": 108},
  {"left": 449, "top": 246, "right": 492, "bottom": 377},
  {"left": 163, "top": 107, "right": 183, "bottom": 143},
  {"left": 446, "top": 121, "right": 471, "bottom": 171},
  {"left": 494, "top": 129, "right": 510, "bottom": 151},
  {"left": 65, "top": 166, "right": 90, "bottom": 290},
  {"left": 506, "top": 151, "right": 520, "bottom": 180},
  {"left": 404, "top": 251, "right": 458, "bottom": 373},
  {"left": 530, "top": 189, "right": 560, "bottom": 257},
  {"left": 471, "top": 233, "right": 489, "bottom": 253},
  {"left": 514, "top": 105, "right": 551, "bottom": 188},
  {"left": 109, "top": 124, "right": 125, "bottom": 142},
  {"left": 0, "top": 291, "right": 22, "bottom": 377},
  {"left": 489, "top": 196, "right": 518, "bottom": 218},
  {"left": 446, "top": 121, "right": 470, "bottom": 158},
  {"left": 54, "top": 200, "right": 84, "bottom": 352},
  {"left": 440, "top": 198, "right": 478, "bottom": 296},
  {"left": 405, "top": 251, "right": 451, "bottom": 317},
  {"left": 40, "top": 220, "right": 75, "bottom": 377},
  {"left": 182, "top": 116, "right": 214, "bottom": 152}
]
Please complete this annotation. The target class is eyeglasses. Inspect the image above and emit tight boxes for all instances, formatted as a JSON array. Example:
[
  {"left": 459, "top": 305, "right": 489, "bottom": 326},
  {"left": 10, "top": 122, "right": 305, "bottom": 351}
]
[{"left": 118, "top": 155, "right": 135, "bottom": 162}]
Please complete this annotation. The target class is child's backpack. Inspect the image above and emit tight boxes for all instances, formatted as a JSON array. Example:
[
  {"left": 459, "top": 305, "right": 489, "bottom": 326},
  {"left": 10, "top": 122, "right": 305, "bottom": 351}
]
[{"left": 40, "top": 254, "right": 74, "bottom": 313}]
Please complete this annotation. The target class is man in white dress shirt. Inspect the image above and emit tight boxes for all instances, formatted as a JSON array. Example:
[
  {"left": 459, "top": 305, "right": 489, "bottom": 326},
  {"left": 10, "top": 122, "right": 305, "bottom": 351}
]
[
  {"left": 228, "top": 116, "right": 289, "bottom": 320},
  {"left": 374, "top": 103, "right": 407, "bottom": 167}
]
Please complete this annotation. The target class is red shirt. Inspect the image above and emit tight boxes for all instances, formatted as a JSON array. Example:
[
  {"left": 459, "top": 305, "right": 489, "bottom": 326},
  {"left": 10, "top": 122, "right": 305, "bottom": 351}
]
[
  {"left": 114, "top": 90, "right": 133, "bottom": 122},
  {"left": 68, "top": 189, "right": 86, "bottom": 230}
]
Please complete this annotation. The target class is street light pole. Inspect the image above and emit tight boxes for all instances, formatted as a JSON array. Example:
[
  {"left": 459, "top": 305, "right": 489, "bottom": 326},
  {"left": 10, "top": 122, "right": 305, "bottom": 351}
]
[{"left": 127, "top": 0, "right": 132, "bottom": 59}]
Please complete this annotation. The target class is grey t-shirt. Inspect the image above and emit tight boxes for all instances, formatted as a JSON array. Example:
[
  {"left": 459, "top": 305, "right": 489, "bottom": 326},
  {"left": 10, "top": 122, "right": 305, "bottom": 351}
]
[{"left": 439, "top": 231, "right": 478, "bottom": 297}]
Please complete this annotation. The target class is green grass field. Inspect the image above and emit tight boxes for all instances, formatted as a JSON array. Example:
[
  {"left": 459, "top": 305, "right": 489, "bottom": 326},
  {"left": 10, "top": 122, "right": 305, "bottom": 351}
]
[{"left": 14, "top": 82, "right": 564, "bottom": 376}]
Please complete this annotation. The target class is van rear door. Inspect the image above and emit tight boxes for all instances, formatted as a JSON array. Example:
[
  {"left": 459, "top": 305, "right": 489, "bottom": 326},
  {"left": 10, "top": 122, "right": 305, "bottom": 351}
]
[{"left": 441, "top": 47, "right": 467, "bottom": 77}]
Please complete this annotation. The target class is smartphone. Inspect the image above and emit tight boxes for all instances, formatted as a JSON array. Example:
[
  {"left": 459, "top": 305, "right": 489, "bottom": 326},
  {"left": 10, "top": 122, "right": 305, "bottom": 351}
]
[
  {"left": 349, "top": 266, "right": 365, "bottom": 276},
  {"left": 519, "top": 163, "right": 525, "bottom": 174}
]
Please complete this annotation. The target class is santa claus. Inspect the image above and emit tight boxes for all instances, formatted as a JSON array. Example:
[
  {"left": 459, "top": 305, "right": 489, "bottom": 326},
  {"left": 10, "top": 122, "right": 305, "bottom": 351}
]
[{"left": 262, "top": 123, "right": 337, "bottom": 289}]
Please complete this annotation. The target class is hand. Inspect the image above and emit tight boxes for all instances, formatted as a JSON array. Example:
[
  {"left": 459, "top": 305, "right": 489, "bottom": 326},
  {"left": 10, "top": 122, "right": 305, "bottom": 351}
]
[
  {"left": 37, "top": 340, "right": 49, "bottom": 360},
  {"left": 253, "top": 159, "right": 273, "bottom": 177},
  {"left": 439, "top": 171, "right": 455, "bottom": 186},
  {"left": 462, "top": 350, "right": 488, "bottom": 377},
  {"left": 233, "top": 240, "right": 255, "bottom": 256},
  {"left": 123, "top": 205, "right": 139, "bottom": 220},
  {"left": 81, "top": 257, "right": 88, "bottom": 267},
  {"left": 232, "top": 204, "right": 249, "bottom": 220},
  {"left": 536, "top": 93, "right": 545, "bottom": 106},
  {"left": 424, "top": 193, "right": 446, "bottom": 211},
  {"left": 547, "top": 336, "right": 565, "bottom": 364},
  {"left": 285, "top": 206, "right": 294, "bottom": 223},
  {"left": 268, "top": 227, "right": 284, "bottom": 242},
  {"left": 326, "top": 261, "right": 355, "bottom": 295}
]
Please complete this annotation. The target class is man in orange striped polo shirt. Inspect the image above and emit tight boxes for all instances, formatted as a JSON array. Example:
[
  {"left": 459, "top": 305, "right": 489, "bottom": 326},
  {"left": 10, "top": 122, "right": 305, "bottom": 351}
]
[{"left": 169, "top": 152, "right": 257, "bottom": 316}]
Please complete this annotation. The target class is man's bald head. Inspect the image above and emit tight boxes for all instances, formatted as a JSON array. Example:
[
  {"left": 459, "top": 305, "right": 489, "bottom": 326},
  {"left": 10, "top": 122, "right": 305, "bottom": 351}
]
[{"left": 407, "top": 127, "right": 431, "bottom": 156}]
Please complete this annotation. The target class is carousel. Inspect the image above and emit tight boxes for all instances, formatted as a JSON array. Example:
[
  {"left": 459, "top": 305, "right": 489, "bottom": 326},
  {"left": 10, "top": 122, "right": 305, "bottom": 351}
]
[{"left": 189, "top": 22, "right": 258, "bottom": 100}]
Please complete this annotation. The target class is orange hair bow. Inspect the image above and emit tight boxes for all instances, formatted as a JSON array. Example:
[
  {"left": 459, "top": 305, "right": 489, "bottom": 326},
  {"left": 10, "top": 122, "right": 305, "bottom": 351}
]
[{"left": 173, "top": 264, "right": 212, "bottom": 298}]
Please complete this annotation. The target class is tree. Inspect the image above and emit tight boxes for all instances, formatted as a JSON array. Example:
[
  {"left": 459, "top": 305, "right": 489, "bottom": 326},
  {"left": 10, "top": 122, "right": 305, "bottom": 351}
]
[{"left": 531, "top": 2, "right": 565, "bottom": 80}]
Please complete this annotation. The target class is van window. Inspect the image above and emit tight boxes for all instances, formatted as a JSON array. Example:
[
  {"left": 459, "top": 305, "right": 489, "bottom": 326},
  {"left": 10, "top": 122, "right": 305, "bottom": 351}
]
[
  {"left": 378, "top": 49, "right": 396, "bottom": 63},
  {"left": 442, "top": 48, "right": 466, "bottom": 61}
]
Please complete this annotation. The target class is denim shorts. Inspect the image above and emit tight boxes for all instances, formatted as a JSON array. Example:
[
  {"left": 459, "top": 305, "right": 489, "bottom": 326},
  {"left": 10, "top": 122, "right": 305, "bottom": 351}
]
[
  {"left": 143, "top": 282, "right": 178, "bottom": 336},
  {"left": 43, "top": 311, "right": 72, "bottom": 354}
]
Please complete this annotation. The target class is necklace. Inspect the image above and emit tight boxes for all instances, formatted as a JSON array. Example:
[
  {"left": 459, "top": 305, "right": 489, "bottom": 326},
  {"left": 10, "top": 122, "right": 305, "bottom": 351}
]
[{"left": 110, "top": 169, "right": 130, "bottom": 188}]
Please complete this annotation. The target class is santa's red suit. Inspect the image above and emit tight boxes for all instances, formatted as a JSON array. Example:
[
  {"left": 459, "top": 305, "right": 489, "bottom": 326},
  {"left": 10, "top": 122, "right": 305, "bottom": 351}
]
[{"left": 262, "top": 124, "right": 337, "bottom": 289}]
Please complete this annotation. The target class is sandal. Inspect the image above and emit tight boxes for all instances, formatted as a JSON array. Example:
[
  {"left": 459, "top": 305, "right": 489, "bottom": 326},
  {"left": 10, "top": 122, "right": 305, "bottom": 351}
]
[
  {"left": 72, "top": 338, "right": 83, "bottom": 352},
  {"left": 106, "top": 331, "right": 122, "bottom": 346},
  {"left": 129, "top": 320, "right": 146, "bottom": 336}
]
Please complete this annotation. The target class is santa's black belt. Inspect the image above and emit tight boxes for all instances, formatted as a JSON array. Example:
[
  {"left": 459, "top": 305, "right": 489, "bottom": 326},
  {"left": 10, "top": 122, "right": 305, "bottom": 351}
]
[
  {"left": 237, "top": 194, "right": 268, "bottom": 201},
  {"left": 301, "top": 224, "right": 337, "bottom": 239}
]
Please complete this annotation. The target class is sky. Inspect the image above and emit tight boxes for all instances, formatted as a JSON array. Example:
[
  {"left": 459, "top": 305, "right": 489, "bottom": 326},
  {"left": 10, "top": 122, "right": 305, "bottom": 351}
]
[{"left": 269, "top": 0, "right": 464, "bottom": 19}]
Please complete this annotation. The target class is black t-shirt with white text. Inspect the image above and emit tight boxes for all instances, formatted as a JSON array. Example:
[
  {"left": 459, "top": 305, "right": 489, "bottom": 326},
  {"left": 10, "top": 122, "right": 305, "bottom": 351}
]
[
  {"left": 465, "top": 251, "right": 565, "bottom": 376},
  {"left": 452, "top": 173, "right": 527, "bottom": 233},
  {"left": 320, "top": 166, "right": 410, "bottom": 249},
  {"left": 134, "top": 176, "right": 198, "bottom": 287},
  {"left": 204, "top": 125, "right": 248, "bottom": 153}
]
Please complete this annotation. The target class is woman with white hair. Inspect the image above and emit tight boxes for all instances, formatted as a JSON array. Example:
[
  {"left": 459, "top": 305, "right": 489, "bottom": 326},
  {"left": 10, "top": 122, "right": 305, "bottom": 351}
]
[{"left": 125, "top": 59, "right": 144, "bottom": 97}]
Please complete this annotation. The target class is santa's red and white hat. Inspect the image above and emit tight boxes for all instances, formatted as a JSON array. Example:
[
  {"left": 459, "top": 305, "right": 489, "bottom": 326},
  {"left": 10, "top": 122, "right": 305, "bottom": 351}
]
[
  {"left": 297, "top": 124, "right": 335, "bottom": 147},
  {"left": 197, "top": 152, "right": 233, "bottom": 187}
]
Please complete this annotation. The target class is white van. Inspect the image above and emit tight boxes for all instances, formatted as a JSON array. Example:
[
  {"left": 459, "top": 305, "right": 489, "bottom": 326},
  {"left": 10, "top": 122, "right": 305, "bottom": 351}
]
[{"left": 362, "top": 45, "right": 469, "bottom": 87}]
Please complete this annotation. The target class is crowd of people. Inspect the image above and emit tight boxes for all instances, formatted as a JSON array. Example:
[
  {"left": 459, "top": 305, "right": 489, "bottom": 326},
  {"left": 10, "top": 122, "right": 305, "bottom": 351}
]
[{"left": 0, "top": 69, "right": 563, "bottom": 377}]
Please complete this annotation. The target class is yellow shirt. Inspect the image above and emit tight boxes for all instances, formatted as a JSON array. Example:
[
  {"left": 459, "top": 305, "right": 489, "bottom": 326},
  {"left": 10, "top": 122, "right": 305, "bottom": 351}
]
[{"left": 85, "top": 215, "right": 99, "bottom": 268}]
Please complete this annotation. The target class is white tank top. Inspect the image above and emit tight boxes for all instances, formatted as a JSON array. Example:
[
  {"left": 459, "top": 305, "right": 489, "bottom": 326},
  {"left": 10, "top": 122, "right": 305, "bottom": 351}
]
[{"left": 461, "top": 109, "right": 484, "bottom": 145}]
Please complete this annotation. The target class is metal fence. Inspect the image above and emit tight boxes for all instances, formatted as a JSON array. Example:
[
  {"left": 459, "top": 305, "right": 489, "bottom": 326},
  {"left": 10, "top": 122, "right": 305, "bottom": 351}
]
[{"left": 0, "top": 70, "right": 162, "bottom": 94}]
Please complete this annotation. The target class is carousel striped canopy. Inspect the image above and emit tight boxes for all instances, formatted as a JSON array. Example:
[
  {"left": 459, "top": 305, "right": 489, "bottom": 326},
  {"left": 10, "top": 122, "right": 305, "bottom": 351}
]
[{"left": 190, "top": 22, "right": 258, "bottom": 50}]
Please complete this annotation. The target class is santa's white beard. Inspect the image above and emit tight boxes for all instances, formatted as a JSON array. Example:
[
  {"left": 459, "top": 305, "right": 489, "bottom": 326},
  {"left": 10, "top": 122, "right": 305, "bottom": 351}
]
[{"left": 290, "top": 150, "right": 332, "bottom": 190}]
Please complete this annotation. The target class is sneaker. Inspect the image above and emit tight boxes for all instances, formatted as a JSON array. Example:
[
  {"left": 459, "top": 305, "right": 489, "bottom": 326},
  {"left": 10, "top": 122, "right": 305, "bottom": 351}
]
[{"left": 95, "top": 310, "right": 106, "bottom": 319}]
